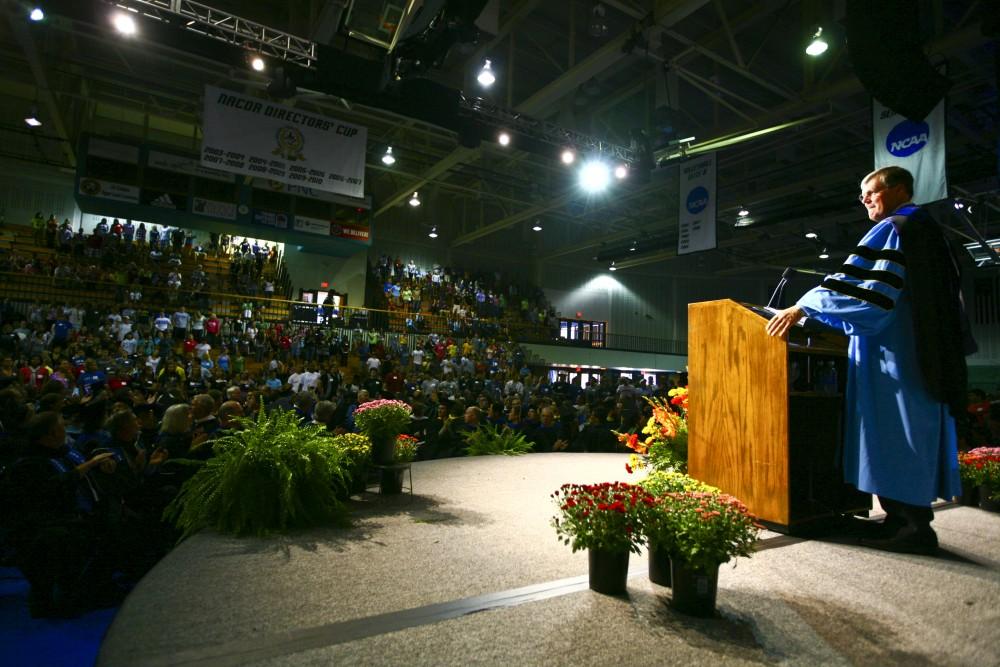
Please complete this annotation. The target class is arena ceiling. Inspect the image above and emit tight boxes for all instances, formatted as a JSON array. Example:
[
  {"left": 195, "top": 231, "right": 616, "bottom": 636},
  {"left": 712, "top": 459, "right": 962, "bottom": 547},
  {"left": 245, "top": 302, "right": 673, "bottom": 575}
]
[{"left": 0, "top": 0, "right": 995, "bottom": 278}]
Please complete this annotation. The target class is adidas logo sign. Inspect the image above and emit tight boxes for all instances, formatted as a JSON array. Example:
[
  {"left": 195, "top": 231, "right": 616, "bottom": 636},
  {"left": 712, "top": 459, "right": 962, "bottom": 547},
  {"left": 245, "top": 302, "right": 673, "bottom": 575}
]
[{"left": 151, "top": 193, "right": 175, "bottom": 208}]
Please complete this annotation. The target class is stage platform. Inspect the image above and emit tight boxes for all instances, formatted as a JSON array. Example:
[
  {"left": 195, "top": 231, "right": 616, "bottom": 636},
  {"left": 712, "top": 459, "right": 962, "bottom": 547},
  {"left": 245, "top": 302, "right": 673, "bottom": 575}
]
[{"left": 98, "top": 453, "right": 1000, "bottom": 666}]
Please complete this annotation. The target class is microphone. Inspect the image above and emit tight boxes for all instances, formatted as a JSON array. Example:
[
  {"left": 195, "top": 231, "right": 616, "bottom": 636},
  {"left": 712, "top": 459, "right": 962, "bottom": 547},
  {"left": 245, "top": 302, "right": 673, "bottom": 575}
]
[{"left": 766, "top": 268, "right": 797, "bottom": 309}]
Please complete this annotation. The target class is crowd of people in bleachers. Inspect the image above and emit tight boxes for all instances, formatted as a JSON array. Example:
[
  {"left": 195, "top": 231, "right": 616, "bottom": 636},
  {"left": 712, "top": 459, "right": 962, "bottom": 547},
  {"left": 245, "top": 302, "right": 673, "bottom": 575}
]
[
  {"left": 371, "top": 254, "right": 560, "bottom": 337},
  {"left": 7, "top": 213, "right": 288, "bottom": 304}
]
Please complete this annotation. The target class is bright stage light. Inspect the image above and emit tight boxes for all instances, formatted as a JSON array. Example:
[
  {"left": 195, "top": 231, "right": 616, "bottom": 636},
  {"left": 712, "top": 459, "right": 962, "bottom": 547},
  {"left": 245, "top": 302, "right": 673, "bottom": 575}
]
[
  {"left": 614, "top": 164, "right": 628, "bottom": 180},
  {"left": 381, "top": 146, "right": 396, "bottom": 165},
  {"left": 560, "top": 149, "right": 576, "bottom": 165},
  {"left": 579, "top": 160, "right": 611, "bottom": 193},
  {"left": 251, "top": 56, "right": 265, "bottom": 72},
  {"left": 113, "top": 12, "right": 137, "bottom": 36},
  {"left": 29, "top": 8, "right": 44, "bottom": 21},
  {"left": 497, "top": 131, "right": 511, "bottom": 147}
]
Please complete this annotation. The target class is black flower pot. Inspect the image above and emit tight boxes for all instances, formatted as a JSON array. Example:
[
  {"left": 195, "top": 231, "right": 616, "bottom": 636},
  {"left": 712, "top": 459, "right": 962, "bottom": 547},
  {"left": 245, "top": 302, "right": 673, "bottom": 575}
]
[
  {"left": 647, "top": 540, "right": 672, "bottom": 587},
  {"left": 370, "top": 433, "right": 396, "bottom": 465},
  {"left": 980, "top": 485, "right": 1000, "bottom": 512},
  {"left": 670, "top": 560, "right": 719, "bottom": 617},
  {"left": 379, "top": 467, "right": 405, "bottom": 495},
  {"left": 958, "top": 485, "right": 979, "bottom": 507},
  {"left": 588, "top": 548, "right": 630, "bottom": 595}
]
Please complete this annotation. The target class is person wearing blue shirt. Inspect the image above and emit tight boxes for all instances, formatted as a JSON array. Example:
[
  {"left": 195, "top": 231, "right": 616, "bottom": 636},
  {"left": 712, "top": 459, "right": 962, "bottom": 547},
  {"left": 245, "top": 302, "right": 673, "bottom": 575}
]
[
  {"left": 767, "top": 166, "right": 971, "bottom": 555},
  {"left": 78, "top": 360, "right": 107, "bottom": 395}
]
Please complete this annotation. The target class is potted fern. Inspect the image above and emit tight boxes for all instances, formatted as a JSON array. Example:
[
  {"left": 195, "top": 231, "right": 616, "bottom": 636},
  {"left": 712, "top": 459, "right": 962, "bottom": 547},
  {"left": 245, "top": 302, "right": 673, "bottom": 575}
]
[
  {"left": 164, "top": 408, "right": 351, "bottom": 538},
  {"left": 464, "top": 424, "right": 534, "bottom": 456}
]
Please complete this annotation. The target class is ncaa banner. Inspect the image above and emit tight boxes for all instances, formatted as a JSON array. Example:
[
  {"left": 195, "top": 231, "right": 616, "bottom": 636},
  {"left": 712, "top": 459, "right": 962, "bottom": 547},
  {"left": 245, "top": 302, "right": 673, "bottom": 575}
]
[
  {"left": 200, "top": 85, "right": 367, "bottom": 199},
  {"left": 677, "top": 153, "right": 717, "bottom": 255},
  {"left": 872, "top": 98, "right": 946, "bottom": 204}
]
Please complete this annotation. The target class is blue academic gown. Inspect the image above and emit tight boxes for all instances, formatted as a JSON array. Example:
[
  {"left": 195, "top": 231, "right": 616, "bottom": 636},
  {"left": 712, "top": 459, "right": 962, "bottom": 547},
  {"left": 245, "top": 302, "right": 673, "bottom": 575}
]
[{"left": 796, "top": 206, "right": 961, "bottom": 506}]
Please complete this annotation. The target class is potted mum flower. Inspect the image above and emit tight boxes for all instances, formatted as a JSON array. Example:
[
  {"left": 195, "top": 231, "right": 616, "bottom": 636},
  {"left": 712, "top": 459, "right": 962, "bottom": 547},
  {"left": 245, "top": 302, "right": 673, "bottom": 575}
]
[
  {"left": 353, "top": 399, "right": 412, "bottom": 465},
  {"left": 331, "top": 432, "right": 372, "bottom": 496},
  {"left": 637, "top": 471, "right": 718, "bottom": 587},
  {"left": 376, "top": 434, "right": 420, "bottom": 495},
  {"left": 651, "top": 491, "right": 760, "bottom": 617},
  {"left": 960, "top": 447, "right": 1000, "bottom": 512},
  {"left": 551, "top": 482, "right": 653, "bottom": 595}
]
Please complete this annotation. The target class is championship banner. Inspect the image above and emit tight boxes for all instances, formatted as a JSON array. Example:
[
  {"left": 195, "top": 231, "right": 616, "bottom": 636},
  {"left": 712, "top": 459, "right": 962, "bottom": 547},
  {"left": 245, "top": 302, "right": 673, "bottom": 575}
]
[
  {"left": 201, "top": 85, "right": 367, "bottom": 198},
  {"left": 677, "top": 152, "right": 717, "bottom": 255},
  {"left": 872, "top": 98, "right": 946, "bottom": 204}
]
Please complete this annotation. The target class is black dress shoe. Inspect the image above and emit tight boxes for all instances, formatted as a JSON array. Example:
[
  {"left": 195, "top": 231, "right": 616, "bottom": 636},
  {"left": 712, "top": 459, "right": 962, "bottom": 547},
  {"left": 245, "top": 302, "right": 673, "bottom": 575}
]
[
  {"left": 845, "top": 514, "right": 905, "bottom": 539},
  {"left": 859, "top": 525, "right": 939, "bottom": 556}
]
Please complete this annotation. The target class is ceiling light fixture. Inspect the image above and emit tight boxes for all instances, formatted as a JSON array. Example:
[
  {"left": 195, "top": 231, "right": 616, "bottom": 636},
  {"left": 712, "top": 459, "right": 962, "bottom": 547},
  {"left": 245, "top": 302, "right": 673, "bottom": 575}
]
[
  {"left": 408, "top": 191, "right": 420, "bottom": 207},
  {"left": 532, "top": 220, "right": 543, "bottom": 231},
  {"left": 806, "top": 27, "right": 828, "bottom": 56},
  {"left": 251, "top": 56, "right": 265, "bottom": 72},
  {"left": 113, "top": 11, "right": 138, "bottom": 36},
  {"left": 608, "top": 260, "right": 617, "bottom": 272},
  {"left": 614, "top": 164, "right": 628, "bottom": 180},
  {"left": 24, "top": 107, "right": 41, "bottom": 127},
  {"left": 629, "top": 241, "right": 637, "bottom": 252},
  {"left": 804, "top": 230, "right": 818, "bottom": 239},
  {"left": 818, "top": 247, "right": 830, "bottom": 259},
  {"left": 428, "top": 227, "right": 438, "bottom": 239},
  {"left": 560, "top": 148, "right": 576, "bottom": 165},
  {"left": 381, "top": 146, "right": 396, "bottom": 166},
  {"left": 497, "top": 131, "right": 511, "bottom": 147},
  {"left": 737, "top": 206, "right": 750, "bottom": 217},
  {"left": 477, "top": 59, "right": 495, "bottom": 87},
  {"left": 29, "top": 8, "right": 44, "bottom": 21},
  {"left": 589, "top": 3, "right": 608, "bottom": 38}
]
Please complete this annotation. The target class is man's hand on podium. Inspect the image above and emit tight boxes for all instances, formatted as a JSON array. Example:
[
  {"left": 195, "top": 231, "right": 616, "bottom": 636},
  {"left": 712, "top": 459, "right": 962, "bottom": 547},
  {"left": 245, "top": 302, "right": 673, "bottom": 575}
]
[{"left": 765, "top": 305, "right": 805, "bottom": 338}]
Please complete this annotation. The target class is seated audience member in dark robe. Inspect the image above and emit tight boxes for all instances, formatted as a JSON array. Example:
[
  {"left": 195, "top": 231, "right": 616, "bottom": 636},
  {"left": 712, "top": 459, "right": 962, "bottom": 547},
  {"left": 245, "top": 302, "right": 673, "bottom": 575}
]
[
  {"left": 571, "top": 405, "right": 620, "bottom": 452},
  {"left": 527, "top": 407, "right": 569, "bottom": 453}
]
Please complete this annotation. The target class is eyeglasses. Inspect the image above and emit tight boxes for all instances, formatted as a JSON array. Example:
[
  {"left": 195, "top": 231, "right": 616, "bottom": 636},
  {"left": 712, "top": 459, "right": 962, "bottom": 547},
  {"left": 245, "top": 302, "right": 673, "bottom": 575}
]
[{"left": 858, "top": 183, "right": 894, "bottom": 202}]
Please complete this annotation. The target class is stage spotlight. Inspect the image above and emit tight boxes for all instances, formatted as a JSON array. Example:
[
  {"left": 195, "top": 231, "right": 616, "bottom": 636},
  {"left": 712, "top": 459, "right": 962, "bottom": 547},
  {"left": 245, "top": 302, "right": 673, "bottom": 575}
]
[
  {"left": 477, "top": 59, "right": 495, "bottom": 87},
  {"left": 29, "top": 7, "right": 44, "bottom": 21},
  {"left": 428, "top": 227, "right": 438, "bottom": 239},
  {"left": 381, "top": 146, "right": 396, "bottom": 166},
  {"left": 113, "top": 11, "right": 137, "bottom": 36},
  {"left": 497, "top": 131, "right": 511, "bottom": 147},
  {"left": 408, "top": 191, "right": 420, "bottom": 207},
  {"left": 24, "top": 107, "right": 41, "bottom": 127},
  {"left": 532, "top": 220, "right": 543, "bottom": 231},
  {"left": 738, "top": 206, "right": 750, "bottom": 217},
  {"left": 614, "top": 164, "right": 628, "bottom": 180},
  {"left": 805, "top": 230, "right": 818, "bottom": 239},
  {"left": 251, "top": 56, "right": 265, "bottom": 72},
  {"left": 806, "top": 27, "right": 828, "bottom": 56},
  {"left": 579, "top": 160, "right": 611, "bottom": 193},
  {"left": 560, "top": 149, "right": 576, "bottom": 165},
  {"left": 608, "top": 260, "right": 617, "bottom": 272},
  {"left": 818, "top": 247, "right": 830, "bottom": 259}
]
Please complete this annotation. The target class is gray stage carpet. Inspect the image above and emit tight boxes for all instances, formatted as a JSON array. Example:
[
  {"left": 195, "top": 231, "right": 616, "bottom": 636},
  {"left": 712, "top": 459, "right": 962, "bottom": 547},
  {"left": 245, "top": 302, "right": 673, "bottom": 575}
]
[{"left": 98, "top": 453, "right": 1000, "bottom": 666}]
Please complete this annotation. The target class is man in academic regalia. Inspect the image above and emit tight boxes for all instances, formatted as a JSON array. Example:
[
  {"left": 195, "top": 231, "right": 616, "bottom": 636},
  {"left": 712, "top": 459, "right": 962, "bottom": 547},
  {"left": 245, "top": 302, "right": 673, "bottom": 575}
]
[{"left": 767, "top": 166, "right": 971, "bottom": 555}]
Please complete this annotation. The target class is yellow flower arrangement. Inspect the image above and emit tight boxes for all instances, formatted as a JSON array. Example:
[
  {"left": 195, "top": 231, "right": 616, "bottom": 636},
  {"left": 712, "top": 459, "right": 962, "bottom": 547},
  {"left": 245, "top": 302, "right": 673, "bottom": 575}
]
[{"left": 618, "top": 395, "right": 688, "bottom": 474}]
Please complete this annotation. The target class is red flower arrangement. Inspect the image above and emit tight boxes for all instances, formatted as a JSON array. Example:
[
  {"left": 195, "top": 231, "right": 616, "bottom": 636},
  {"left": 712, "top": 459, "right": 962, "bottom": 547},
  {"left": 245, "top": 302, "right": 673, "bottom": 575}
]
[
  {"left": 395, "top": 434, "right": 419, "bottom": 463},
  {"left": 551, "top": 482, "right": 654, "bottom": 553},
  {"left": 959, "top": 447, "right": 1000, "bottom": 500}
]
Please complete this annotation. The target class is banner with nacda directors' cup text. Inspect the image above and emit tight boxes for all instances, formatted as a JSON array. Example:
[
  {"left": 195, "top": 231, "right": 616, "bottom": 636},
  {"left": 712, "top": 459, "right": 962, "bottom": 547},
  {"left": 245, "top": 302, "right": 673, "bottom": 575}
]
[{"left": 200, "top": 85, "right": 367, "bottom": 199}]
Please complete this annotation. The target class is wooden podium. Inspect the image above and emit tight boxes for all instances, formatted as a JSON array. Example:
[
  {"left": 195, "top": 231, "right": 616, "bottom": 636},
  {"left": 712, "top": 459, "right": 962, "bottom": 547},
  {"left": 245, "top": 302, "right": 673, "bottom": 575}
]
[{"left": 687, "top": 299, "right": 869, "bottom": 533}]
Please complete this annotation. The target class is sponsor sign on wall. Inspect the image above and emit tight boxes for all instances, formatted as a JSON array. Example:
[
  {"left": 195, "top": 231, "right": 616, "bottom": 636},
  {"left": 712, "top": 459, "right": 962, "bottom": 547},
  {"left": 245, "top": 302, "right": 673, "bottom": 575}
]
[
  {"left": 253, "top": 209, "right": 289, "bottom": 230},
  {"left": 293, "top": 215, "right": 332, "bottom": 236},
  {"left": 78, "top": 178, "right": 140, "bottom": 203},
  {"left": 331, "top": 222, "right": 370, "bottom": 242},
  {"left": 192, "top": 197, "right": 237, "bottom": 220},
  {"left": 677, "top": 153, "right": 717, "bottom": 255},
  {"left": 872, "top": 98, "right": 946, "bottom": 204},
  {"left": 201, "top": 85, "right": 367, "bottom": 198}
]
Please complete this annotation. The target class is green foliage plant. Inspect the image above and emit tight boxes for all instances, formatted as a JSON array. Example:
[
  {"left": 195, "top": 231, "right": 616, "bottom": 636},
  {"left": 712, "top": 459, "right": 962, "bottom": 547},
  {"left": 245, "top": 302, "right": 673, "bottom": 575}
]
[
  {"left": 464, "top": 424, "right": 534, "bottom": 456},
  {"left": 644, "top": 491, "right": 761, "bottom": 573},
  {"left": 165, "top": 408, "right": 351, "bottom": 539}
]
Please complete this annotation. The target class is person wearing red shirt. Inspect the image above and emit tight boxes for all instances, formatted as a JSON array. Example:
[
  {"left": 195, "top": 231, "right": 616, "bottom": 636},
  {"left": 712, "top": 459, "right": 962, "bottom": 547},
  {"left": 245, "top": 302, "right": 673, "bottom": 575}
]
[
  {"left": 279, "top": 334, "right": 292, "bottom": 363},
  {"left": 19, "top": 355, "right": 50, "bottom": 390},
  {"left": 183, "top": 336, "right": 197, "bottom": 355},
  {"left": 383, "top": 367, "right": 405, "bottom": 398},
  {"left": 205, "top": 313, "right": 221, "bottom": 345}
]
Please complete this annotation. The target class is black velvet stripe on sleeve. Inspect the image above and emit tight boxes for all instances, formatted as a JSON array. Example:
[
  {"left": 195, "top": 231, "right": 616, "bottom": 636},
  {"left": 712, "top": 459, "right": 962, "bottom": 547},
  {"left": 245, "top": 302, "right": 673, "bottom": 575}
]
[
  {"left": 852, "top": 244, "right": 907, "bottom": 267},
  {"left": 821, "top": 278, "right": 896, "bottom": 310},
  {"left": 839, "top": 263, "right": 905, "bottom": 290}
]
